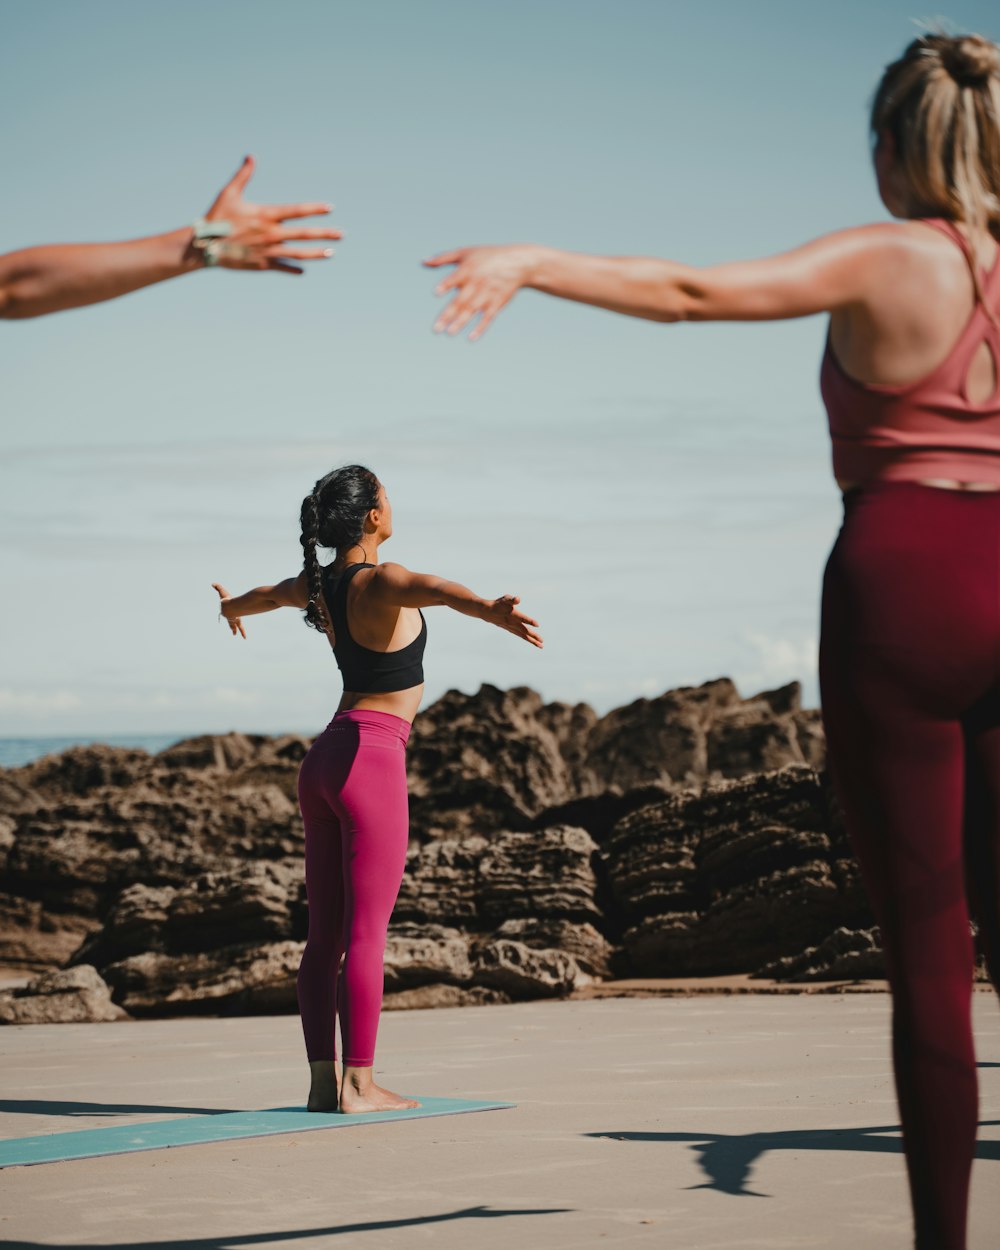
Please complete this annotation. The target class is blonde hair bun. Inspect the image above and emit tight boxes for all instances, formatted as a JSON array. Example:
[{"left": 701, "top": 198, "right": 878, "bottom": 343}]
[{"left": 940, "top": 34, "right": 1000, "bottom": 88}]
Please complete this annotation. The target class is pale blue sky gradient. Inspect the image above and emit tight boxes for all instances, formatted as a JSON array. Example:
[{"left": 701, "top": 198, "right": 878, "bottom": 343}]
[{"left": 3, "top": 1, "right": 997, "bottom": 735}]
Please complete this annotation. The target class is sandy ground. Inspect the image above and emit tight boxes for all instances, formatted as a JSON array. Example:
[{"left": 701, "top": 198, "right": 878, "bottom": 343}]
[{"left": 1, "top": 994, "right": 998, "bottom": 1249}]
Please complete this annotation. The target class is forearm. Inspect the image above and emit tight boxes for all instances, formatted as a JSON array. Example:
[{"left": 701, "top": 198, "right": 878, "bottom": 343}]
[
  {"left": 220, "top": 584, "right": 289, "bottom": 619},
  {"left": 0, "top": 228, "right": 202, "bottom": 319},
  {"left": 430, "top": 578, "right": 490, "bottom": 620},
  {"left": 525, "top": 246, "right": 696, "bottom": 323}
]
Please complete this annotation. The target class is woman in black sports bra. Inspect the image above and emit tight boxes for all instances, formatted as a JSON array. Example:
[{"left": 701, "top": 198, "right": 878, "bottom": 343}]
[{"left": 212, "top": 464, "right": 541, "bottom": 1115}]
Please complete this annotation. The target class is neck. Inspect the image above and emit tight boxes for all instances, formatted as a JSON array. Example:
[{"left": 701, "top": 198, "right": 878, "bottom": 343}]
[{"left": 334, "top": 541, "right": 379, "bottom": 570}]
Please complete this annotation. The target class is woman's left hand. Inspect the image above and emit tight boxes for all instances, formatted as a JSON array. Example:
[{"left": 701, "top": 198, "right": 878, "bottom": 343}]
[
  {"left": 212, "top": 583, "right": 247, "bottom": 639},
  {"left": 202, "top": 156, "right": 342, "bottom": 275},
  {"left": 484, "top": 594, "right": 543, "bottom": 648},
  {"left": 423, "top": 244, "right": 539, "bottom": 340}
]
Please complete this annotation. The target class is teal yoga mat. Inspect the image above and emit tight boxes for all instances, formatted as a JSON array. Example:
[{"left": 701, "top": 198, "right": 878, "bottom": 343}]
[{"left": 0, "top": 1096, "right": 515, "bottom": 1168}]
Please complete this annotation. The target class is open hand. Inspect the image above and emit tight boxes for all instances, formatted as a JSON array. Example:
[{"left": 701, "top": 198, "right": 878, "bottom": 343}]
[
  {"left": 485, "top": 594, "right": 543, "bottom": 647},
  {"left": 212, "top": 583, "right": 246, "bottom": 639},
  {"left": 423, "top": 245, "right": 538, "bottom": 340},
  {"left": 203, "top": 155, "right": 342, "bottom": 275}
]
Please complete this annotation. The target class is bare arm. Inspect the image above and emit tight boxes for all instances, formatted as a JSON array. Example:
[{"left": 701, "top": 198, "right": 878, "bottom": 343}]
[
  {"left": 0, "top": 156, "right": 341, "bottom": 320},
  {"left": 423, "top": 226, "right": 899, "bottom": 340},
  {"left": 212, "top": 574, "right": 308, "bottom": 639},
  {"left": 369, "top": 563, "right": 543, "bottom": 648}
]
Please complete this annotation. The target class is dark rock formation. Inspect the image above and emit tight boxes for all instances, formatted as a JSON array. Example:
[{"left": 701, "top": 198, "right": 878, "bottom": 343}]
[
  {"left": 472, "top": 939, "right": 584, "bottom": 998},
  {"left": 102, "top": 941, "right": 304, "bottom": 1017},
  {"left": 0, "top": 964, "right": 128, "bottom": 1024},
  {"left": 405, "top": 678, "right": 821, "bottom": 838},
  {"left": 0, "top": 676, "right": 883, "bottom": 1024},
  {"left": 755, "top": 926, "right": 885, "bottom": 981},
  {"left": 605, "top": 765, "right": 873, "bottom": 976}
]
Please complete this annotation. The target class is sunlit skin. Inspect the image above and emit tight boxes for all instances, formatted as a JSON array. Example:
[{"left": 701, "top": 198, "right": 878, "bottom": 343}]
[
  {"left": 212, "top": 481, "right": 541, "bottom": 1112},
  {"left": 0, "top": 155, "right": 342, "bottom": 319},
  {"left": 423, "top": 129, "right": 999, "bottom": 495}
]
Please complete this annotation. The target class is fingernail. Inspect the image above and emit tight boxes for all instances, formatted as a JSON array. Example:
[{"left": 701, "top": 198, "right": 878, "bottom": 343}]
[{"left": 324, "top": 249, "right": 333, "bottom": 257}]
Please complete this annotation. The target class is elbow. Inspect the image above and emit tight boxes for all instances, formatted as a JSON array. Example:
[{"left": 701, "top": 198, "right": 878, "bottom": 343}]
[
  {"left": 643, "top": 285, "right": 696, "bottom": 324},
  {"left": 667, "top": 280, "right": 704, "bottom": 323},
  {"left": 0, "top": 286, "right": 39, "bottom": 320}
]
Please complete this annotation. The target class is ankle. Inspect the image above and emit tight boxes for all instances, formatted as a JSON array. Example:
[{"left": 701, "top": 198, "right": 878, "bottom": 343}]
[
  {"left": 343, "top": 1064, "right": 374, "bottom": 1093},
  {"left": 309, "top": 1060, "right": 339, "bottom": 1084}
]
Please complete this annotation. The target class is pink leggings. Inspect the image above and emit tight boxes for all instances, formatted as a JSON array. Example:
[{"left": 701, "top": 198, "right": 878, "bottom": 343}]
[
  {"left": 295, "top": 709, "right": 411, "bottom": 1067},
  {"left": 820, "top": 479, "right": 1000, "bottom": 1250}
]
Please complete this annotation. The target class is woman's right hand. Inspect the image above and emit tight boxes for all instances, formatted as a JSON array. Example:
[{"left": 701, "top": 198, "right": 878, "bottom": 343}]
[
  {"left": 484, "top": 594, "right": 543, "bottom": 647},
  {"left": 212, "top": 583, "right": 247, "bottom": 639},
  {"left": 424, "top": 244, "right": 540, "bottom": 340}
]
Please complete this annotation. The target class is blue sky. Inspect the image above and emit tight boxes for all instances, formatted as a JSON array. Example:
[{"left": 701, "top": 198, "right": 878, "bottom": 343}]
[{"left": 3, "top": 0, "right": 997, "bottom": 736}]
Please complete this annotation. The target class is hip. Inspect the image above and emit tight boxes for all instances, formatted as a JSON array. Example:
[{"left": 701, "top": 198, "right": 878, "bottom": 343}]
[{"left": 822, "top": 479, "right": 1000, "bottom": 651}]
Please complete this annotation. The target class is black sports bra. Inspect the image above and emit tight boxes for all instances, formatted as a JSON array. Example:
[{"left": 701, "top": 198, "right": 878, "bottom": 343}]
[{"left": 321, "top": 563, "right": 426, "bottom": 693}]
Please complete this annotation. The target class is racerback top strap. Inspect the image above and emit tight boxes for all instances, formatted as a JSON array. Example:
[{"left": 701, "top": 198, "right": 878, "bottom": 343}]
[
  {"left": 320, "top": 562, "right": 427, "bottom": 694},
  {"left": 819, "top": 216, "right": 1000, "bottom": 486}
]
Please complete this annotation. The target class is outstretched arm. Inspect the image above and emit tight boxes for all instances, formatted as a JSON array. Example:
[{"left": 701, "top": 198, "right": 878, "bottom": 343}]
[
  {"left": 369, "top": 563, "right": 543, "bottom": 648},
  {"left": 423, "top": 226, "right": 895, "bottom": 340},
  {"left": 0, "top": 156, "right": 341, "bottom": 320},
  {"left": 212, "top": 573, "right": 308, "bottom": 640}
]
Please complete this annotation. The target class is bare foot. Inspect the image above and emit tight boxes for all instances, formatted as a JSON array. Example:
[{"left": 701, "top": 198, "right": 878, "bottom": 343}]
[
  {"left": 307, "top": 1060, "right": 341, "bottom": 1113},
  {"left": 339, "top": 1067, "right": 420, "bottom": 1114}
]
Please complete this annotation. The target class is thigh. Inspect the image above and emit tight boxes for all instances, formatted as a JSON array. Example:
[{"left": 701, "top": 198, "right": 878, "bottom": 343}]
[
  {"left": 337, "top": 743, "right": 410, "bottom": 927},
  {"left": 962, "top": 689, "right": 1000, "bottom": 948},
  {"left": 821, "top": 562, "right": 972, "bottom": 975},
  {"left": 298, "top": 736, "right": 350, "bottom": 939}
]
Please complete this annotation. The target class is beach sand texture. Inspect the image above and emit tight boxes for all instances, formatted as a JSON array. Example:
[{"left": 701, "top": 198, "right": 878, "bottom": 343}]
[{"left": 2, "top": 995, "right": 998, "bottom": 1249}]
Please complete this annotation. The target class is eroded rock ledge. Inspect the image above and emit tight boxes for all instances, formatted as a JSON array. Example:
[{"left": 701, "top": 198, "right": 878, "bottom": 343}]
[{"left": 0, "top": 676, "right": 894, "bottom": 1024}]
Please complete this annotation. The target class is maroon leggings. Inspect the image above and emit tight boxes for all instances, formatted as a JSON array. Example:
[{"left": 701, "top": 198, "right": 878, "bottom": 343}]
[
  {"left": 295, "top": 709, "right": 411, "bottom": 1067},
  {"left": 820, "top": 479, "right": 1000, "bottom": 1250}
]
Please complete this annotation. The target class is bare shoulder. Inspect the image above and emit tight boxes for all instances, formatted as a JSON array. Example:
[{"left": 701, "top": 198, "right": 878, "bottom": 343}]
[
  {"left": 822, "top": 220, "right": 975, "bottom": 314},
  {"left": 371, "top": 561, "right": 412, "bottom": 581},
  {"left": 367, "top": 562, "right": 413, "bottom": 594},
  {"left": 810, "top": 220, "right": 941, "bottom": 268},
  {"left": 851, "top": 218, "right": 972, "bottom": 279}
]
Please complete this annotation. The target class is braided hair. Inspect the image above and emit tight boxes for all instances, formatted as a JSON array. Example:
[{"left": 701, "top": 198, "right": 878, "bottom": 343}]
[{"left": 299, "top": 465, "right": 382, "bottom": 633}]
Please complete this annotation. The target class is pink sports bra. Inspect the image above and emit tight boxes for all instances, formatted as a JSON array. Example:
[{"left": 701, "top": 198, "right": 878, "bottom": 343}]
[{"left": 820, "top": 217, "right": 1000, "bottom": 486}]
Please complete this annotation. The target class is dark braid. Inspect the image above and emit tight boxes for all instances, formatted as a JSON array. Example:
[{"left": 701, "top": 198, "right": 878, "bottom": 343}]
[
  {"left": 300, "top": 491, "right": 328, "bottom": 633},
  {"left": 299, "top": 465, "right": 382, "bottom": 634}
]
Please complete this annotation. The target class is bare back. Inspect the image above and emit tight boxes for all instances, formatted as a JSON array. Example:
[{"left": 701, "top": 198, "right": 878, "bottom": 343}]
[{"left": 321, "top": 564, "right": 425, "bottom": 721}]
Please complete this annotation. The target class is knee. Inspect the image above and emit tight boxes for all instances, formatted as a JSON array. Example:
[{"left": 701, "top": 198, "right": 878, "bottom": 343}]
[
  {"left": 302, "top": 925, "right": 345, "bottom": 960},
  {"left": 343, "top": 922, "right": 388, "bottom": 961}
]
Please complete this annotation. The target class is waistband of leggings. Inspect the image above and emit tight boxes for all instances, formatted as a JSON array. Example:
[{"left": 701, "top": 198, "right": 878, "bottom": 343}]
[
  {"left": 843, "top": 478, "right": 1000, "bottom": 507},
  {"left": 323, "top": 708, "right": 411, "bottom": 746}
]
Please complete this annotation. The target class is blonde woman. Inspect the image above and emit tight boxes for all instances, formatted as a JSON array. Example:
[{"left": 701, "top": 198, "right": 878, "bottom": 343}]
[{"left": 425, "top": 31, "right": 1000, "bottom": 1250}]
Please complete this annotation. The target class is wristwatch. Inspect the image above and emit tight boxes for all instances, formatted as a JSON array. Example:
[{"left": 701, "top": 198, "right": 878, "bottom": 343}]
[{"left": 191, "top": 217, "right": 234, "bottom": 267}]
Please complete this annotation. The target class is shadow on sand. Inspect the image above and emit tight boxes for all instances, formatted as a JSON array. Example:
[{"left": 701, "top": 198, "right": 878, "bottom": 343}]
[
  {"left": 0, "top": 1100, "right": 237, "bottom": 1118},
  {"left": 0, "top": 1206, "right": 571, "bottom": 1250},
  {"left": 584, "top": 1120, "right": 1000, "bottom": 1197}
]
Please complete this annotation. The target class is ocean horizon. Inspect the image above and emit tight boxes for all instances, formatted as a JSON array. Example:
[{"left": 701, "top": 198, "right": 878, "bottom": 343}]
[{"left": 0, "top": 731, "right": 311, "bottom": 771}]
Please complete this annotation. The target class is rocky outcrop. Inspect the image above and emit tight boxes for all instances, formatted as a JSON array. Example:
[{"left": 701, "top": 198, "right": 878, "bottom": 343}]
[
  {"left": 102, "top": 941, "right": 304, "bottom": 1017},
  {"left": 755, "top": 926, "right": 885, "bottom": 982},
  {"left": 405, "top": 679, "right": 823, "bottom": 838},
  {"left": 0, "top": 676, "right": 888, "bottom": 1024},
  {"left": 0, "top": 964, "right": 128, "bottom": 1024},
  {"left": 605, "top": 766, "right": 872, "bottom": 977},
  {"left": 64, "top": 827, "right": 601, "bottom": 1017}
]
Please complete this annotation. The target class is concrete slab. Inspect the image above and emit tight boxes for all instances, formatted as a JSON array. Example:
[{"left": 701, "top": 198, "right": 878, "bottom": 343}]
[{"left": 0, "top": 994, "right": 998, "bottom": 1249}]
